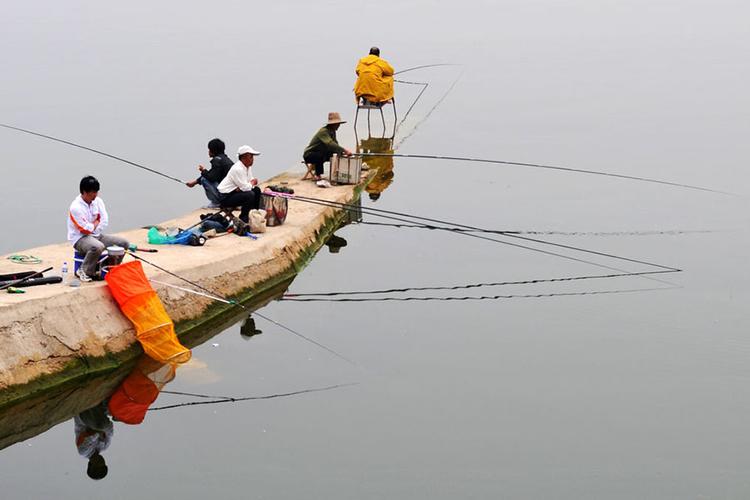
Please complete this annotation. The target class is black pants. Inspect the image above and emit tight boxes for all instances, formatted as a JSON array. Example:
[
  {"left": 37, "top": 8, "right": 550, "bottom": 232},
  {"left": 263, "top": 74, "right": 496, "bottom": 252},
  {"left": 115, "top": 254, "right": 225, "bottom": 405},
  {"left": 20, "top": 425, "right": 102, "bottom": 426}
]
[
  {"left": 220, "top": 187, "right": 260, "bottom": 222},
  {"left": 303, "top": 150, "right": 331, "bottom": 176}
]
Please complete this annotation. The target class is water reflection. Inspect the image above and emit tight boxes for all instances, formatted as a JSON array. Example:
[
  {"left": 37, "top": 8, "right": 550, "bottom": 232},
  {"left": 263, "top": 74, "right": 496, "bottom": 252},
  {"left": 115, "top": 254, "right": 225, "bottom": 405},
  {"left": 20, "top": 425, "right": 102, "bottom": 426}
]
[
  {"left": 359, "top": 137, "right": 395, "bottom": 201},
  {"left": 73, "top": 355, "right": 177, "bottom": 480},
  {"left": 239, "top": 314, "right": 263, "bottom": 340},
  {"left": 73, "top": 401, "right": 112, "bottom": 480}
]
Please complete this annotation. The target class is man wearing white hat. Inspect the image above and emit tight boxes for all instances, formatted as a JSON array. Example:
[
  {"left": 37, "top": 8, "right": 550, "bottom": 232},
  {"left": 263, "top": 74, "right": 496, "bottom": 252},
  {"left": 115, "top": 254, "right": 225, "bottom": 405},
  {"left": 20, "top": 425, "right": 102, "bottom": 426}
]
[
  {"left": 217, "top": 145, "right": 262, "bottom": 223},
  {"left": 303, "top": 112, "right": 352, "bottom": 181}
]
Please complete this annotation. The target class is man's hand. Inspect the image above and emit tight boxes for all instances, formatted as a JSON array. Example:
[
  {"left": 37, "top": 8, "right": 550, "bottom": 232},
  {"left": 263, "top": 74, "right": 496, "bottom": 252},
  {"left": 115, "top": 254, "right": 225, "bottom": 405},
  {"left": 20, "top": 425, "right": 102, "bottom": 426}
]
[
  {"left": 198, "top": 164, "right": 206, "bottom": 172},
  {"left": 343, "top": 149, "right": 352, "bottom": 156},
  {"left": 186, "top": 180, "right": 198, "bottom": 188},
  {"left": 251, "top": 178, "right": 258, "bottom": 186}
]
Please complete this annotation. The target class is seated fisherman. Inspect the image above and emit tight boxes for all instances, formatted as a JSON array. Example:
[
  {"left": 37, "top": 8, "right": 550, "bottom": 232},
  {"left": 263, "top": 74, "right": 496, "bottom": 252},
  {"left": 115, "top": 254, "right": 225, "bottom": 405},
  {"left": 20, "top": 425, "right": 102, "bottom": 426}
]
[
  {"left": 354, "top": 47, "right": 395, "bottom": 105},
  {"left": 185, "top": 138, "right": 233, "bottom": 208},
  {"left": 217, "top": 145, "right": 262, "bottom": 223},
  {"left": 303, "top": 112, "right": 352, "bottom": 181},
  {"left": 68, "top": 176, "right": 130, "bottom": 282}
]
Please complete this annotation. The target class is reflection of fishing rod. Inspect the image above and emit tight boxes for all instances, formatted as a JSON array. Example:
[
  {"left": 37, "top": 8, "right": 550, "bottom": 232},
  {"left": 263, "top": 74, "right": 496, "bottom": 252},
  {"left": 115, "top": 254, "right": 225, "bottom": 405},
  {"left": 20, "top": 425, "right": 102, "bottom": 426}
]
[
  {"left": 356, "top": 152, "right": 731, "bottom": 195},
  {"left": 130, "top": 253, "right": 358, "bottom": 366},
  {"left": 150, "top": 383, "right": 358, "bottom": 411},
  {"left": 284, "top": 270, "right": 676, "bottom": 298},
  {"left": 0, "top": 123, "right": 186, "bottom": 184},
  {"left": 282, "top": 286, "right": 674, "bottom": 303},
  {"left": 353, "top": 221, "right": 718, "bottom": 237}
]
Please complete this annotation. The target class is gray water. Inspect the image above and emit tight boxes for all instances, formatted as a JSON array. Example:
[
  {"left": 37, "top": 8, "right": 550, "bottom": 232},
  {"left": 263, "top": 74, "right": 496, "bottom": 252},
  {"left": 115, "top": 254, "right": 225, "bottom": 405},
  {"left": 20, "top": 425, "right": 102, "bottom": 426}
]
[{"left": 1, "top": 1, "right": 750, "bottom": 498}]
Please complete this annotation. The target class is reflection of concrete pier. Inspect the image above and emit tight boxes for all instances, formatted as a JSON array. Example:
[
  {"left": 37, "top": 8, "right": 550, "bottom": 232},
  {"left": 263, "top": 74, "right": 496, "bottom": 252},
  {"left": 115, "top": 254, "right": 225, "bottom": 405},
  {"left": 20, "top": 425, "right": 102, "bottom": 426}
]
[
  {"left": 0, "top": 171, "right": 367, "bottom": 404},
  {"left": 0, "top": 277, "right": 293, "bottom": 451}
]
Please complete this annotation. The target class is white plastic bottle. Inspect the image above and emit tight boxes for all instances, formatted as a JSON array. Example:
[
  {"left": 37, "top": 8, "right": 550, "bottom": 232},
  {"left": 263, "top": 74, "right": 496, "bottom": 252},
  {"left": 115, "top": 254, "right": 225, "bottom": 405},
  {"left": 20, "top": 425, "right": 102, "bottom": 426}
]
[{"left": 61, "top": 261, "right": 69, "bottom": 284}]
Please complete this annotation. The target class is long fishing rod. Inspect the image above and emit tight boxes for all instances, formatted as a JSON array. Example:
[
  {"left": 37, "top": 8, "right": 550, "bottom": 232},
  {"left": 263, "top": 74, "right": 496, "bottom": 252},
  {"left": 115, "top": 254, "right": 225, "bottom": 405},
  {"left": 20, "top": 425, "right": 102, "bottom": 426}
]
[
  {"left": 282, "top": 286, "right": 673, "bottom": 303},
  {"left": 284, "top": 270, "right": 676, "bottom": 298},
  {"left": 149, "top": 383, "right": 358, "bottom": 411},
  {"left": 394, "top": 63, "right": 462, "bottom": 75},
  {"left": 271, "top": 192, "right": 682, "bottom": 287},
  {"left": 358, "top": 152, "right": 730, "bottom": 195},
  {"left": 135, "top": 254, "right": 358, "bottom": 366},
  {"left": 352, "top": 221, "right": 717, "bottom": 237},
  {"left": 0, "top": 123, "right": 186, "bottom": 184},
  {"left": 271, "top": 192, "right": 681, "bottom": 275}
]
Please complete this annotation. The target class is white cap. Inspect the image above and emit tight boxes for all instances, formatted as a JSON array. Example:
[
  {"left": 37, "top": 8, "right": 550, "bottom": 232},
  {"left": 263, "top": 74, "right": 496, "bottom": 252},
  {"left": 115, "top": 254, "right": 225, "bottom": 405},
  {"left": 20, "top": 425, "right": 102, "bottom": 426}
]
[{"left": 237, "top": 145, "right": 261, "bottom": 157}]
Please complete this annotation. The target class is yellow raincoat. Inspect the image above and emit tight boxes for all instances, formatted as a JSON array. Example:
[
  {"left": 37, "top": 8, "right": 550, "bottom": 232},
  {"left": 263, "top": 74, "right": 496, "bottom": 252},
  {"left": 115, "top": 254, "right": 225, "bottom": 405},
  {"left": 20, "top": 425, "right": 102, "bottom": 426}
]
[{"left": 354, "top": 55, "right": 395, "bottom": 103}]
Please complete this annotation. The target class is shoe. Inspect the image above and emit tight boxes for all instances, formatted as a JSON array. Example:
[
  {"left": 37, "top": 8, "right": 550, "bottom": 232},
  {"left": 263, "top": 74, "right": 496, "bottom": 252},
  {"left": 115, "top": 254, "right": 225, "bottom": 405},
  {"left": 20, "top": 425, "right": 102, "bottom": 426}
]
[
  {"left": 202, "top": 203, "right": 221, "bottom": 209},
  {"left": 76, "top": 268, "right": 92, "bottom": 283},
  {"left": 316, "top": 180, "right": 331, "bottom": 188}
]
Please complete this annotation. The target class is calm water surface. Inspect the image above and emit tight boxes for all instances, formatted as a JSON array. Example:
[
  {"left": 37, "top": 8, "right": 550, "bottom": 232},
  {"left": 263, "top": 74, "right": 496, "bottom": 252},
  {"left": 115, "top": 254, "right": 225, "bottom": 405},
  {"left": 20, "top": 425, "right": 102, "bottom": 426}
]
[{"left": 1, "top": 1, "right": 749, "bottom": 498}]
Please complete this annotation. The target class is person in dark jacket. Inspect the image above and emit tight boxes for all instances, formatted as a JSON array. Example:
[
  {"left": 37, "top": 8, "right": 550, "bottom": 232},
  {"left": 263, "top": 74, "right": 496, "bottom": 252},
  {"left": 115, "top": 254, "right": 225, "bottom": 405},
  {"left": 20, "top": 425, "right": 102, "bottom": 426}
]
[
  {"left": 186, "top": 138, "right": 234, "bottom": 208},
  {"left": 303, "top": 112, "right": 352, "bottom": 181}
]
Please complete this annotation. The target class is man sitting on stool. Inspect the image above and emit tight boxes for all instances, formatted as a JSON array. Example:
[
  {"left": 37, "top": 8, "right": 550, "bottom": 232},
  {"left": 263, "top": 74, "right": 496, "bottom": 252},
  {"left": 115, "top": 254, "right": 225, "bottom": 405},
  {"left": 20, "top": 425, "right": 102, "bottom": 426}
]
[
  {"left": 185, "top": 138, "right": 233, "bottom": 208},
  {"left": 217, "top": 145, "right": 262, "bottom": 223},
  {"left": 303, "top": 112, "right": 352, "bottom": 181},
  {"left": 68, "top": 176, "right": 130, "bottom": 282}
]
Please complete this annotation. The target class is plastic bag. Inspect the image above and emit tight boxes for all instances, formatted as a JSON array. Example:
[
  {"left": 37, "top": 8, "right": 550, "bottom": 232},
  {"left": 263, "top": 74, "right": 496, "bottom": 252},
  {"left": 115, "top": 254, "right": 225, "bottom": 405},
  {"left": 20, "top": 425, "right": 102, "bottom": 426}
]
[{"left": 249, "top": 209, "right": 266, "bottom": 233}]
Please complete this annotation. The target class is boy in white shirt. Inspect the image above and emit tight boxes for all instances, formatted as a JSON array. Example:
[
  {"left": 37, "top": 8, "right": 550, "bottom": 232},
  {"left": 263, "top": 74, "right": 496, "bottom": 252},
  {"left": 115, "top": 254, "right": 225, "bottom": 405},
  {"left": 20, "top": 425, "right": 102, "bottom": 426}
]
[{"left": 67, "top": 176, "right": 129, "bottom": 282}]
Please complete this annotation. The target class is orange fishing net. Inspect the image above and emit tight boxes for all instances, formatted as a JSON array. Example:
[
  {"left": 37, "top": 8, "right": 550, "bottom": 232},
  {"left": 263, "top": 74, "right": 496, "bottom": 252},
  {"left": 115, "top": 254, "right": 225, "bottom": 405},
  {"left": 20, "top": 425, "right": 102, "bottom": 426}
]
[
  {"left": 109, "top": 357, "right": 177, "bottom": 424},
  {"left": 105, "top": 261, "right": 191, "bottom": 364}
]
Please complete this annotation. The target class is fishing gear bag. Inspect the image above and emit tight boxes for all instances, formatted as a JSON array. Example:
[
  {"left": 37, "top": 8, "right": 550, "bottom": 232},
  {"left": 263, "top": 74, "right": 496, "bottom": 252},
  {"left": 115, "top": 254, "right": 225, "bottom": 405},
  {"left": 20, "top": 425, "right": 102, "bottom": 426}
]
[{"left": 260, "top": 193, "right": 288, "bottom": 227}]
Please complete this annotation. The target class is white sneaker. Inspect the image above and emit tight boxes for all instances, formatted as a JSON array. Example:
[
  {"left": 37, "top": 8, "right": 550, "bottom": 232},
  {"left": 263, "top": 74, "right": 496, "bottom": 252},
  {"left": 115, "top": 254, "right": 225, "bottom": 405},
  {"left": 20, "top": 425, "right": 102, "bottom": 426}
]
[{"left": 76, "top": 268, "right": 92, "bottom": 283}]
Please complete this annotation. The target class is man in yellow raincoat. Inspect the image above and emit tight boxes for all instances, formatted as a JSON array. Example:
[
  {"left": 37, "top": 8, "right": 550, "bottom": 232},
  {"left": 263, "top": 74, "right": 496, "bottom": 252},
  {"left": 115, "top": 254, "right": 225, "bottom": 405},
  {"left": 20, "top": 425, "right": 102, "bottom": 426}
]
[{"left": 354, "top": 47, "right": 394, "bottom": 105}]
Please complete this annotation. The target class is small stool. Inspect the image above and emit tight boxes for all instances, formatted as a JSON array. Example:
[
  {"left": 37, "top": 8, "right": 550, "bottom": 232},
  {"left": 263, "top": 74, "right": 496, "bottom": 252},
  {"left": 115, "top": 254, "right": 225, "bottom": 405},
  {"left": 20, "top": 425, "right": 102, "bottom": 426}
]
[{"left": 302, "top": 161, "right": 316, "bottom": 180}]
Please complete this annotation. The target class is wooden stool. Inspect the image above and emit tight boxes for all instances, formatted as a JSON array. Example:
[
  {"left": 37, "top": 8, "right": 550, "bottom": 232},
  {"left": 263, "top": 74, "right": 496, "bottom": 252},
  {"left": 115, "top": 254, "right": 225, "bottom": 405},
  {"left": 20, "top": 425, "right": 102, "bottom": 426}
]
[{"left": 302, "top": 161, "right": 316, "bottom": 180}]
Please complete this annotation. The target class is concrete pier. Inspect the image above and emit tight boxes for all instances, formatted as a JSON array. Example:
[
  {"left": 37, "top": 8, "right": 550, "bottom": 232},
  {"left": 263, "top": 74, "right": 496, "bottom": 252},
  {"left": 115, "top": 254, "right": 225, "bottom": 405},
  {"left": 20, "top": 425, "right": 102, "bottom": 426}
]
[{"left": 0, "top": 171, "right": 365, "bottom": 403}]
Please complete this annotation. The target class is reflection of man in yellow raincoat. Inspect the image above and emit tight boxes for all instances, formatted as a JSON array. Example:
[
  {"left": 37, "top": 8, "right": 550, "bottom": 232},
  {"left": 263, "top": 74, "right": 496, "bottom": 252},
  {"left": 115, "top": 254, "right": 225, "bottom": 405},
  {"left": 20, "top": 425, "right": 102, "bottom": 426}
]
[{"left": 354, "top": 47, "right": 395, "bottom": 104}]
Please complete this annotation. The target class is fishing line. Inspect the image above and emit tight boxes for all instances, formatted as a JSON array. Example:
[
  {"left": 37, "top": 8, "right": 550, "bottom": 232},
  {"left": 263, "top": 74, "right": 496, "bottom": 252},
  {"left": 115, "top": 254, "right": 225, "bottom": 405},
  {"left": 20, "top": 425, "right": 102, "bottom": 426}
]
[
  {"left": 252, "top": 311, "right": 359, "bottom": 367},
  {"left": 360, "top": 152, "right": 731, "bottom": 195},
  {"left": 0, "top": 123, "right": 186, "bottom": 184},
  {"left": 149, "top": 383, "right": 358, "bottom": 411},
  {"left": 282, "top": 286, "right": 674, "bottom": 303},
  {"left": 395, "top": 71, "right": 463, "bottom": 149},
  {"left": 352, "top": 221, "right": 717, "bottom": 237},
  {"left": 284, "top": 270, "right": 676, "bottom": 298},
  {"left": 135, "top": 255, "right": 358, "bottom": 366},
  {"left": 394, "top": 79, "right": 429, "bottom": 131}
]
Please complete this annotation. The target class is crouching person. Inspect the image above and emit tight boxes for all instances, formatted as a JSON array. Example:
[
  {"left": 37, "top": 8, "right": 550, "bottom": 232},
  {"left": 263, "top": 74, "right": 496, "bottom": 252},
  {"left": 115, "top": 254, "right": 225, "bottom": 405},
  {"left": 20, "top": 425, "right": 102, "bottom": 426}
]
[
  {"left": 217, "top": 145, "right": 262, "bottom": 223},
  {"left": 68, "top": 176, "right": 130, "bottom": 282}
]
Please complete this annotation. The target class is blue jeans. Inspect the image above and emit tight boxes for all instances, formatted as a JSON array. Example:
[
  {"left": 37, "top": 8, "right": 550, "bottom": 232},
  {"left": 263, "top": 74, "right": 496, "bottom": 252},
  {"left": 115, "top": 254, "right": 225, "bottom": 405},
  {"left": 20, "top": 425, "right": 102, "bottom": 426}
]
[{"left": 199, "top": 177, "right": 221, "bottom": 206}]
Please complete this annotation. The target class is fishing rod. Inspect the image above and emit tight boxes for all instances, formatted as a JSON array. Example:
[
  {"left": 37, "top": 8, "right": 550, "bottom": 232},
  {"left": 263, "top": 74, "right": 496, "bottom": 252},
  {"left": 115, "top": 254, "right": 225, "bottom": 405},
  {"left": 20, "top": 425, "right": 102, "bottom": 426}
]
[
  {"left": 269, "top": 192, "right": 681, "bottom": 275},
  {"left": 149, "top": 383, "right": 358, "bottom": 411},
  {"left": 0, "top": 123, "right": 187, "bottom": 184},
  {"left": 284, "top": 270, "right": 677, "bottom": 298},
  {"left": 394, "top": 63, "right": 462, "bottom": 75},
  {"left": 282, "top": 286, "right": 674, "bottom": 303},
  {"left": 357, "top": 152, "right": 731, "bottom": 195},
  {"left": 132, "top": 253, "right": 358, "bottom": 366},
  {"left": 0, "top": 266, "right": 54, "bottom": 291},
  {"left": 268, "top": 192, "right": 681, "bottom": 288}
]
